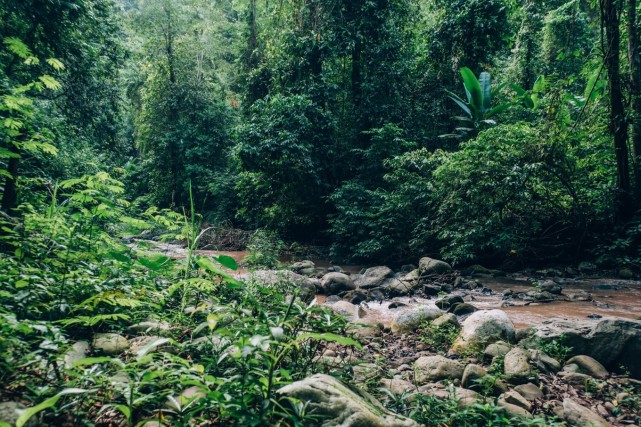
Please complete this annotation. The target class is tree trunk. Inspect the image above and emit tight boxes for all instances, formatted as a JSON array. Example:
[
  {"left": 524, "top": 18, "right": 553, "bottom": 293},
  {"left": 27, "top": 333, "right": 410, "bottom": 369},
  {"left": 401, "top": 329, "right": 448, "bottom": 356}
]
[
  {"left": 628, "top": 0, "right": 641, "bottom": 191},
  {"left": 602, "top": 0, "right": 634, "bottom": 221}
]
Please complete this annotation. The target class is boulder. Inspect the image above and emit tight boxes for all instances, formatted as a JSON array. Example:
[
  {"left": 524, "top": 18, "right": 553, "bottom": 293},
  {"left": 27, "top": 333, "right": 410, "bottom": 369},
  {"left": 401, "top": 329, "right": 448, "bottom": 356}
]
[
  {"left": 484, "top": 341, "right": 510, "bottom": 360},
  {"left": 504, "top": 347, "right": 532, "bottom": 382},
  {"left": 562, "top": 372, "right": 593, "bottom": 388},
  {"left": 514, "top": 383, "right": 543, "bottom": 401},
  {"left": 380, "top": 378, "right": 417, "bottom": 395},
  {"left": 435, "top": 295, "right": 464, "bottom": 310},
  {"left": 64, "top": 340, "right": 90, "bottom": 369},
  {"left": 414, "top": 355, "right": 465, "bottom": 383},
  {"left": 391, "top": 306, "right": 442, "bottom": 334},
  {"left": 419, "top": 385, "right": 480, "bottom": 408},
  {"left": 562, "top": 398, "right": 611, "bottom": 427},
  {"left": 324, "top": 300, "right": 359, "bottom": 321},
  {"left": 539, "top": 280, "right": 563, "bottom": 295},
  {"left": 419, "top": 257, "right": 453, "bottom": 275},
  {"left": 451, "top": 303, "right": 477, "bottom": 316},
  {"left": 387, "top": 276, "right": 419, "bottom": 297},
  {"left": 290, "top": 260, "right": 315, "bottom": 275},
  {"left": 528, "top": 350, "right": 561, "bottom": 374},
  {"left": 496, "top": 398, "right": 532, "bottom": 418},
  {"left": 432, "top": 313, "right": 459, "bottom": 328},
  {"left": 461, "top": 364, "right": 487, "bottom": 388},
  {"left": 321, "top": 272, "right": 356, "bottom": 295},
  {"left": 566, "top": 355, "right": 608, "bottom": 379},
  {"left": 342, "top": 289, "right": 368, "bottom": 305},
  {"left": 277, "top": 374, "right": 417, "bottom": 427},
  {"left": 355, "top": 266, "right": 394, "bottom": 289},
  {"left": 0, "top": 401, "right": 38, "bottom": 427},
  {"left": 92, "top": 333, "right": 130, "bottom": 355},
  {"left": 523, "top": 317, "right": 641, "bottom": 378},
  {"left": 499, "top": 390, "right": 532, "bottom": 412},
  {"left": 451, "top": 310, "right": 516, "bottom": 353}
]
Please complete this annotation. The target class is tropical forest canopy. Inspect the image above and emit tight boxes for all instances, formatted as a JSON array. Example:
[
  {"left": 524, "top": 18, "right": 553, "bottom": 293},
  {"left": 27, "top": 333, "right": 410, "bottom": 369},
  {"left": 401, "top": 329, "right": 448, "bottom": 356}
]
[{"left": 2, "top": 0, "right": 641, "bottom": 268}]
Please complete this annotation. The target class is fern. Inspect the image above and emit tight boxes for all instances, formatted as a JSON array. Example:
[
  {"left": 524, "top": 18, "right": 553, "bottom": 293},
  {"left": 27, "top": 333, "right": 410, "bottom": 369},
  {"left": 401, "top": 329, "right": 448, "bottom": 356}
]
[{"left": 58, "top": 313, "right": 131, "bottom": 327}]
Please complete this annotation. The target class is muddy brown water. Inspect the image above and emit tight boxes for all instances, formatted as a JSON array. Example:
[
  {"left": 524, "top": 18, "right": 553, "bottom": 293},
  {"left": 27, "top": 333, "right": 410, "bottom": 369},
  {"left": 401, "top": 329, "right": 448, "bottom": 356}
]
[{"left": 137, "top": 241, "right": 641, "bottom": 328}]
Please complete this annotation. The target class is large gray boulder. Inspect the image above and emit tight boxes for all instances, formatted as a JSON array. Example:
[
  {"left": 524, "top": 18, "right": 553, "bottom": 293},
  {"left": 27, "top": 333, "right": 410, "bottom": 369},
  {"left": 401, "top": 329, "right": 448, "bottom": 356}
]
[
  {"left": 419, "top": 257, "right": 453, "bottom": 275},
  {"left": 355, "top": 266, "right": 394, "bottom": 289},
  {"left": 451, "top": 310, "right": 515, "bottom": 353},
  {"left": 391, "top": 306, "right": 442, "bottom": 334},
  {"left": 561, "top": 398, "right": 611, "bottom": 427},
  {"left": 321, "top": 272, "right": 356, "bottom": 295},
  {"left": 504, "top": 347, "right": 532, "bottom": 382},
  {"left": 414, "top": 355, "right": 465, "bottom": 383},
  {"left": 523, "top": 317, "right": 641, "bottom": 378},
  {"left": 0, "top": 401, "right": 38, "bottom": 427},
  {"left": 277, "top": 374, "right": 417, "bottom": 427}
]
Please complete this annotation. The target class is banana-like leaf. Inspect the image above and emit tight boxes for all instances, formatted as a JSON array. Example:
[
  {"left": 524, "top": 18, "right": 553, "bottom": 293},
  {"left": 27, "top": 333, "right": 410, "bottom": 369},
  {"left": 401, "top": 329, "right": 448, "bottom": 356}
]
[
  {"left": 460, "top": 67, "right": 483, "bottom": 112},
  {"left": 479, "top": 72, "right": 491, "bottom": 113},
  {"left": 448, "top": 95, "right": 472, "bottom": 118}
]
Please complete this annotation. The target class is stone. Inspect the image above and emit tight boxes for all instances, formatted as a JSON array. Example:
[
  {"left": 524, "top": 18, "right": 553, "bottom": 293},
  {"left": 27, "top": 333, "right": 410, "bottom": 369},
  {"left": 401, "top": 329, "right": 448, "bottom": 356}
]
[
  {"left": 451, "top": 303, "right": 477, "bottom": 316},
  {"left": 497, "top": 399, "right": 532, "bottom": 418},
  {"left": 92, "top": 333, "right": 130, "bottom": 355},
  {"left": 324, "top": 300, "right": 358, "bottom": 321},
  {"left": 433, "top": 313, "right": 459, "bottom": 328},
  {"left": 451, "top": 310, "right": 516, "bottom": 353},
  {"left": 504, "top": 347, "right": 531, "bottom": 382},
  {"left": 321, "top": 272, "right": 356, "bottom": 295},
  {"left": 277, "top": 374, "right": 417, "bottom": 427},
  {"left": 343, "top": 289, "right": 368, "bottom": 304},
  {"left": 128, "top": 320, "right": 172, "bottom": 335},
  {"left": 461, "top": 364, "right": 487, "bottom": 388},
  {"left": 562, "top": 372, "right": 593, "bottom": 388},
  {"left": 290, "top": 260, "right": 315, "bottom": 274},
  {"left": 539, "top": 280, "right": 563, "bottom": 295},
  {"left": 353, "top": 363, "right": 379, "bottom": 384},
  {"left": 562, "top": 398, "right": 611, "bottom": 427},
  {"left": 355, "top": 266, "right": 394, "bottom": 289},
  {"left": 387, "top": 276, "right": 419, "bottom": 296},
  {"left": 64, "top": 340, "right": 90, "bottom": 369},
  {"left": 165, "top": 386, "right": 207, "bottom": 411},
  {"left": 484, "top": 341, "right": 510, "bottom": 359},
  {"left": 414, "top": 355, "right": 465, "bottom": 383},
  {"left": 0, "top": 401, "right": 38, "bottom": 427},
  {"left": 500, "top": 390, "right": 532, "bottom": 411},
  {"left": 391, "top": 306, "right": 442, "bottom": 334},
  {"left": 419, "top": 385, "right": 480, "bottom": 408},
  {"left": 435, "top": 295, "right": 464, "bottom": 310},
  {"left": 419, "top": 257, "right": 453, "bottom": 275},
  {"left": 566, "top": 355, "right": 609, "bottom": 379},
  {"left": 522, "top": 317, "right": 641, "bottom": 378},
  {"left": 528, "top": 349, "right": 561, "bottom": 373},
  {"left": 380, "top": 378, "right": 417, "bottom": 395},
  {"left": 514, "top": 383, "right": 543, "bottom": 401}
]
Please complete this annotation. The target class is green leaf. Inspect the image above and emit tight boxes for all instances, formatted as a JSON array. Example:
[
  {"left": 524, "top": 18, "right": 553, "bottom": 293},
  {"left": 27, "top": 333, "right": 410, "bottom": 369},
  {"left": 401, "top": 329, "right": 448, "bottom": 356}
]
[
  {"left": 195, "top": 256, "right": 242, "bottom": 286},
  {"left": 460, "top": 67, "right": 482, "bottom": 112},
  {"left": 478, "top": 72, "right": 491, "bottom": 113},
  {"left": 214, "top": 255, "right": 238, "bottom": 271},
  {"left": 38, "top": 75, "right": 62, "bottom": 91},
  {"left": 532, "top": 75, "right": 546, "bottom": 93},
  {"left": 46, "top": 58, "right": 65, "bottom": 71},
  {"left": 136, "top": 337, "right": 171, "bottom": 361},
  {"left": 16, "top": 388, "right": 93, "bottom": 427},
  {"left": 72, "top": 357, "right": 116, "bottom": 367},
  {"left": 3, "top": 37, "right": 32, "bottom": 59},
  {"left": 296, "top": 333, "right": 363, "bottom": 350},
  {"left": 138, "top": 254, "right": 173, "bottom": 271},
  {"left": 448, "top": 95, "right": 472, "bottom": 118}
]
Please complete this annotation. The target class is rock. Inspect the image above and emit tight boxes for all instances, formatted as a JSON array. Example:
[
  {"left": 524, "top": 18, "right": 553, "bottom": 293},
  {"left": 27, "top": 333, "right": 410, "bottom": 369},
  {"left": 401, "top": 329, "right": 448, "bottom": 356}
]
[
  {"left": 277, "top": 374, "right": 417, "bottom": 427},
  {"left": 380, "top": 378, "right": 417, "bottom": 395},
  {"left": 461, "top": 364, "right": 487, "bottom": 388},
  {"left": 290, "top": 260, "right": 315, "bottom": 274},
  {"left": 528, "top": 349, "right": 561, "bottom": 373},
  {"left": 342, "top": 289, "right": 368, "bottom": 304},
  {"left": 165, "top": 386, "right": 207, "bottom": 410},
  {"left": 619, "top": 268, "right": 635, "bottom": 279},
  {"left": 419, "top": 257, "right": 453, "bottom": 275},
  {"left": 414, "top": 355, "right": 465, "bottom": 383},
  {"left": 523, "top": 317, "right": 641, "bottom": 378},
  {"left": 504, "top": 347, "right": 531, "bottom": 383},
  {"left": 324, "top": 300, "right": 358, "bottom": 321},
  {"left": 578, "top": 262, "right": 597, "bottom": 272},
  {"left": 433, "top": 313, "right": 459, "bottom": 328},
  {"left": 451, "top": 310, "right": 516, "bottom": 353},
  {"left": 321, "top": 272, "right": 356, "bottom": 295},
  {"left": 435, "top": 295, "right": 464, "bottom": 310},
  {"left": 484, "top": 341, "right": 510, "bottom": 359},
  {"left": 539, "top": 280, "right": 563, "bottom": 295},
  {"left": 422, "top": 285, "right": 442, "bottom": 296},
  {"left": 451, "top": 303, "right": 477, "bottom": 316},
  {"left": 64, "top": 340, "right": 90, "bottom": 369},
  {"left": 350, "top": 324, "right": 382, "bottom": 339},
  {"left": 496, "top": 399, "right": 532, "bottom": 418},
  {"left": 353, "top": 363, "right": 379, "bottom": 384},
  {"left": 562, "top": 372, "right": 593, "bottom": 388},
  {"left": 128, "top": 320, "right": 172, "bottom": 336},
  {"left": 419, "top": 385, "right": 480, "bottom": 408},
  {"left": 514, "top": 383, "right": 543, "bottom": 401},
  {"left": 0, "top": 401, "right": 38, "bottom": 427},
  {"left": 355, "top": 266, "right": 394, "bottom": 289},
  {"left": 562, "top": 398, "right": 611, "bottom": 427},
  {"left": 566, "top": 355, "right": 608, "bottom": 379},
  {"left": 391, "top": 306, "right": 442, "bottom": 334},
  {"left": 500, "top": 390, "right": 532, "bottom": 411},
  {"left": 387, "top": 276, "right": 419, "bottom": 296},
  {"left": 92, "top": 333, "right": 130, "bottom": 355}
]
